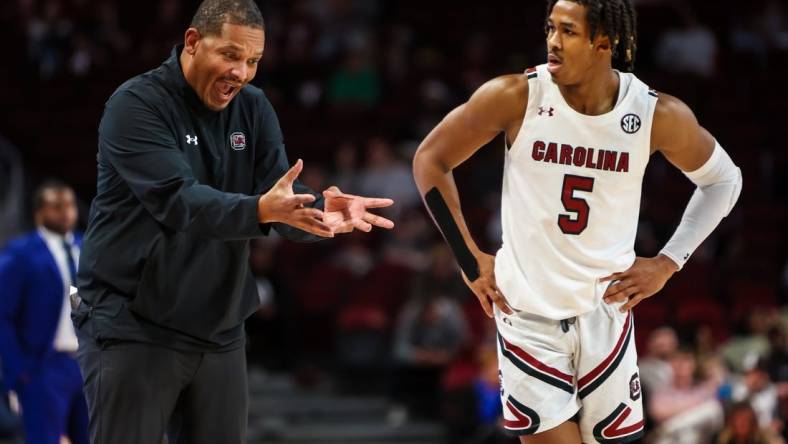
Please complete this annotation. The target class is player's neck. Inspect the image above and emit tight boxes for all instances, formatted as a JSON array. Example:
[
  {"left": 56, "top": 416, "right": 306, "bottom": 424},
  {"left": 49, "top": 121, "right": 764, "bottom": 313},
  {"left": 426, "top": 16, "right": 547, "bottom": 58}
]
[{"left": 558, "top": 68, "right": 620, "bottom": 116}]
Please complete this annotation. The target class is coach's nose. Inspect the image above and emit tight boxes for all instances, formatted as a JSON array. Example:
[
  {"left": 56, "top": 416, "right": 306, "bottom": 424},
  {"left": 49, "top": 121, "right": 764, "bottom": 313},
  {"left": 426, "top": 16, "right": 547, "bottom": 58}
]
[{"left": 229, "top": 63, "right": 249, "bottom": 84}]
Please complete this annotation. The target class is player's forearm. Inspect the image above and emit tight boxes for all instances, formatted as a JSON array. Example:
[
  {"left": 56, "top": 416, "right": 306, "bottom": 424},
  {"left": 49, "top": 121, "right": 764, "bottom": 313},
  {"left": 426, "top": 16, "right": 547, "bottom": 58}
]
[
  {"left": 413, "top": 149, "right": 483, "bottom": 278},
  {"left": 660, "top": 141, "right": 742, "bottom": 269}
]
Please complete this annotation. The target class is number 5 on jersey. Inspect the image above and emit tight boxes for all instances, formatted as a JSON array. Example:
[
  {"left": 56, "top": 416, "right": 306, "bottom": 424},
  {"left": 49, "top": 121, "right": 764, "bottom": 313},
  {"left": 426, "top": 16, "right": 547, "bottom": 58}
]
[{"left": 558, "top": 174, "right": 595, "bottom": 235}]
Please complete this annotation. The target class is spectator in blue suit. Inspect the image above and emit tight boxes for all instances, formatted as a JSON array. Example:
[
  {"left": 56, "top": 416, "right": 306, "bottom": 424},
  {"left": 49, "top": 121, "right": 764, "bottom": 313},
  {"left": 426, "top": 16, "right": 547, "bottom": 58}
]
[{"left": 0, "top": 180, "right": 88, "bottom": 444}]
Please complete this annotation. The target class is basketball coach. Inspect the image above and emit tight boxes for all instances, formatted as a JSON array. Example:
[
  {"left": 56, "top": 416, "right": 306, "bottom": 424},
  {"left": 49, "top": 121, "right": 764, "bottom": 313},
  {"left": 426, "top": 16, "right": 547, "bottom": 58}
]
[{"left": 72, "top": 0, "right": 394, "bottom": 442}]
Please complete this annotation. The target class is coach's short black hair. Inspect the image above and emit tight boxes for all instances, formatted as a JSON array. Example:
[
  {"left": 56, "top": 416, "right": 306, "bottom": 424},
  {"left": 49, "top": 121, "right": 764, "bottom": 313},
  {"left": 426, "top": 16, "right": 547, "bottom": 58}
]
[
  {"left": 546, "top": 0, "right": 638, "bottom": 72},
  {"left": 190, "top": 0, "right": 265, "bottom": 37},
  {"left": 32, "top": 179, "right": 72, "bottom": 212}
]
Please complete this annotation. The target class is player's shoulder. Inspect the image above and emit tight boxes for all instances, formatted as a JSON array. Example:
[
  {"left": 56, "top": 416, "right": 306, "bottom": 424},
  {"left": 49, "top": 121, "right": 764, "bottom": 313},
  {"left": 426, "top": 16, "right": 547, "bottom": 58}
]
[
  {"left": 466, "top": 73, "right": 530, "bottom": 122},
  {"left": 475, "top": 73, "right": 529, "bottom": 103},
  {"left": 653, "top": 92, "right": 696, "bottom": 125},
  {"left": 651, "top": 92, "right": 700, "bottom": 147}
]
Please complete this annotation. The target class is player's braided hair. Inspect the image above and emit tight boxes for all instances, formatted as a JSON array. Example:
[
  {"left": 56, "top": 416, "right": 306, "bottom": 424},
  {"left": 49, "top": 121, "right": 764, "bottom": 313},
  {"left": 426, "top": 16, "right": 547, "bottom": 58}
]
[
  {"left": 191, "top": 0, "right": 265, "bottom": 37},
  {"left": 546, "top": 0, "right": 638, "bottom": 72}
]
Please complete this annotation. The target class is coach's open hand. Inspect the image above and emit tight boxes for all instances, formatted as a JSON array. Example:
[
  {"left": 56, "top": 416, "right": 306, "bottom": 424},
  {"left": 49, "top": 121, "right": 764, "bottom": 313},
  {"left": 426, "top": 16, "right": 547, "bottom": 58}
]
[
  {"left": 601, "top": 254, "right": 679, "bottom": 312},
  {"left": 258, "top": 159, "right": 335, "bottom": 237},
  {"left": 463, "top": 252, "right": 514, "bottom": 318},
  {"left": 322, "top": 186, "right": 395, "bottom": 234}
]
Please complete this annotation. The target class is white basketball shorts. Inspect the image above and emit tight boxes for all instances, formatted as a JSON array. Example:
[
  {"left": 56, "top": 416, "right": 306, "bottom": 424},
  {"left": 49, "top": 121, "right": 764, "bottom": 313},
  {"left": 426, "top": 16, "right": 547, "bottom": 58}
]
[{"left": 495, "top": 301, "right": 644, "bottom": 443}]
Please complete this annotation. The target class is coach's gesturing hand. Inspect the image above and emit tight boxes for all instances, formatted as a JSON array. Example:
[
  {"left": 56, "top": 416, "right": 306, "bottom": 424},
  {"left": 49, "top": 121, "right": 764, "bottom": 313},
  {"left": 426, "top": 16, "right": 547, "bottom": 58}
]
[
  {"left": 258, "top": 159, "right": 335, "bottom": 238},
  {"left": 322, "top": 186, "right": 395, "bottom": 234},
  {"left": 601, "top": 254, "right": 679, "bottom": 312},
  {"left": 463, "top": 252, "right": 514, "bottom": 318}
]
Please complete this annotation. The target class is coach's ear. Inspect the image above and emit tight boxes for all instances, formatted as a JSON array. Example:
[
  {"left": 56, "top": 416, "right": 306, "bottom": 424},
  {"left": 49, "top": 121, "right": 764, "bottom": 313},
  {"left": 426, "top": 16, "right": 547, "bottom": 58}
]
[{"left": 183, "top": 28, "right": 202, "bottom": 55}]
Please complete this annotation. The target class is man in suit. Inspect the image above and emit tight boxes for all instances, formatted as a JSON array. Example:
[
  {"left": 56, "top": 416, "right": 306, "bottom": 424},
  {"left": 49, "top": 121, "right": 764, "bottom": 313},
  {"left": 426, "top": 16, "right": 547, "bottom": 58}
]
[{"left": 0, "top": 180, "right": 89, "bottom": 444}]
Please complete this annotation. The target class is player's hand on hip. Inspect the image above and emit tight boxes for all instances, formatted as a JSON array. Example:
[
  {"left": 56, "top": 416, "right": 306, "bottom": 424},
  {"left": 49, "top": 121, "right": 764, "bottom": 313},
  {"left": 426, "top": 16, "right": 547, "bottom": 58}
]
[
  {"left": 321, "top": 186, "right": 395, "bottom": 234},
  {"left": 462, "top": 252, "right": 514, "bottom": 318},
  {"left": 258, "top": 159, "right": 334, "bottom": 237},
  {"left": 601, "top": 254, "right": 679, "bottom": 312}
]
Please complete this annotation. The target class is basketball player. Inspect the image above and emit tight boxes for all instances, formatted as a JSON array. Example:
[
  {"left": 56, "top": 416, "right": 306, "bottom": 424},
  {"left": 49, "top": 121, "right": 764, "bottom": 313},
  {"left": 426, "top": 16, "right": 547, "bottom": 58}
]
[{"left": 412, "top": 1, "right": 742, "bottom": 443}]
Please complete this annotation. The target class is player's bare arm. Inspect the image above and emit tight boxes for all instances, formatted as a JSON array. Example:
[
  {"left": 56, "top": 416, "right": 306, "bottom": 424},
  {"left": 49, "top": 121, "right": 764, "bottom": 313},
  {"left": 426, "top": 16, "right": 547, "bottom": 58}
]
[
  {"left": 603, "top": 93, "right": 742, "bottom": 311},
  {"left": 413, "top": 74, "right": 528, "bottom": 317}
]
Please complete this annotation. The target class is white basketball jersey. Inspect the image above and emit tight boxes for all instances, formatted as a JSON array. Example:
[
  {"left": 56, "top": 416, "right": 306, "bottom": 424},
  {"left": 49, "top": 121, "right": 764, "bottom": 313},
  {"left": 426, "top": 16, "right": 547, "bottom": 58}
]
[{"left": 494, "top": 64, "right": 658, "bottom": 320}]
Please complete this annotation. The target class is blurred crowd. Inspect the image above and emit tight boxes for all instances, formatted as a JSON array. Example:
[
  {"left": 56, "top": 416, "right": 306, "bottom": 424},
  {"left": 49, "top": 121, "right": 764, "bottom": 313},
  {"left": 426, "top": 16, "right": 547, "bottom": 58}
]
[{"left": 1, "top": 0, "right": 787, "bottom": 443}]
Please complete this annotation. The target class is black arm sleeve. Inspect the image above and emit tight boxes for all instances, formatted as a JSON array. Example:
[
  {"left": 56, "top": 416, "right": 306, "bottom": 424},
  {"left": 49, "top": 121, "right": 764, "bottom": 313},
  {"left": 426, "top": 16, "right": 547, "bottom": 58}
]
[
  {"left": 253, "top": 94, "right": 325, "bottom": 243},
  {"left": 99, "top": 90, "right": 264, "bottom": 240}
]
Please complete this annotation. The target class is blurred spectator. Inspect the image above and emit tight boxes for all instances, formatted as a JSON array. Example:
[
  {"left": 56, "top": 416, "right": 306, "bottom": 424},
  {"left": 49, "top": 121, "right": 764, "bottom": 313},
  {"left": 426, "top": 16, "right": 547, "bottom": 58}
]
[
  {"left": 92, "top": 2, "right": 132, "bottom": 63},
  {"left": 27, "top": 0, "right": 73, "bottom": 78},
  {"left": 442, "top": 341, "right": 511, "bottom": 444},
  {"left": 731, "top": 0, "right": 788, "bottom": 61},
  {"left": 357, "top": 137, "right": 421, "bottom": 217},
  {"left": 407, "top": 243, "right": 466, "bottom": 304},
  {"left": 328, "top": 141, "right": 361, "bottom": 193},
  {"left": 765, "top": 326, "right": 788, "bottom": 383},
  {"left": 731, "top": 358, "right": 781, "bottom": 431},
  {"left": 763, "top": 0, "right": 788, "bottom": 49},
  {"left": 300, "top": 163, "right": 327, "bottom": 193},
  {"left": 460, "top": 34, "right": 493, "bottom": 95},
  {"left": 639, "top": 326, "right": 679, "bottom": 394},
  {"left": 139, "top": 0, "right": 183, "bottom": 66},
  {"left": 649, "top": 348, "right": 725, "bottom": 444},
  {"left": 390, "top": 293, "right": 468, "bottom": 419},
  {"left": 380, "top": 209, "right": 432, "bottom": 272},
  {"left": 723, "top": 307, "right": 779, "bottom": 373},
  {"left": 715, "top": 401, "right": 783, "bottom": 444},
  {"left": 654, "top": 2, "right": 718, "bottom": 77},
  {"left": 411, "top": 78, "right": 453, "bottom": 139},
  {"left": 0, "top": 137, "right": 25, "bottom": 245},
  {"left": 332, "top": 233, "right": 375, "bottom": 277},
  {"left": 0, "top": 180, "right": 88, "bottom": 444},
  {"left": 326, "top": 49, "right": 381, "bottom": 106}
]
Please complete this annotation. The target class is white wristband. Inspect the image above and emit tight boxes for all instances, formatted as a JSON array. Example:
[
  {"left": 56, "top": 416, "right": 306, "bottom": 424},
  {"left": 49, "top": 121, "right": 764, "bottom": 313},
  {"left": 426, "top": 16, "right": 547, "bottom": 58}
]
[{"left": 659, "top": 141, "right": 742, "bottom": 270}]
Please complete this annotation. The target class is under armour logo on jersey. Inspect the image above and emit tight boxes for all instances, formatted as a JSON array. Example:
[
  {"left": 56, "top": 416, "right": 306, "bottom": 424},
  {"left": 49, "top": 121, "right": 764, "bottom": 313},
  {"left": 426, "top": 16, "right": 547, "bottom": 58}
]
[
  {"left": 538, "top": 106, "right": 555, "bottom": 117},
  {"left": 186, "top": 135, "right": 198, "bottom": 145},
  {"left": 620, "top": 114, "right": 641, "bottom": 134}
]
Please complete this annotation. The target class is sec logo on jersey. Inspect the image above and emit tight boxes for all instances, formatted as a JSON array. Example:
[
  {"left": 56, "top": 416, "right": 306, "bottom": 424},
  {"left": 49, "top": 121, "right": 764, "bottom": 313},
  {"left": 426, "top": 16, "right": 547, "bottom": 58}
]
[{"left": 621, "top": 114, "right": 641, "bottom": 134}]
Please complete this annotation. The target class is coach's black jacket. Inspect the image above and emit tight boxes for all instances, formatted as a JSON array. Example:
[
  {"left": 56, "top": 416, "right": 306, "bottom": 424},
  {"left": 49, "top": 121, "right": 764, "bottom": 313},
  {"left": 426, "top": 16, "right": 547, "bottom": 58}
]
[{"left": 75, "top": 45, "right": 322, "bottom": 351}]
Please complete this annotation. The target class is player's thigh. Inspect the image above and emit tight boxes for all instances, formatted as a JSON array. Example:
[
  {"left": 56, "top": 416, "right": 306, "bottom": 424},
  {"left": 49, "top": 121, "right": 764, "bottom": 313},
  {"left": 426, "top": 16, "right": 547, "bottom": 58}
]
[
  {"left": 495, "top": 307, "right": 580, "bottom": 438},
  {"left": 520, "top": 420, "right": 582, "bottom": 444},
  {"left": 576, "top": 303, "right": 644, "bottom": 444}
]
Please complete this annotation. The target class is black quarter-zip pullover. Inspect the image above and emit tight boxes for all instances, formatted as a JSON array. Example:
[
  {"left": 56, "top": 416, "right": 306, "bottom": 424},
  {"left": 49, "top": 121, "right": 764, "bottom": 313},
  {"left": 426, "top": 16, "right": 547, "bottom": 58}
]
[{"left": 75, "top": 45, "right": 322, "bottom": 351}]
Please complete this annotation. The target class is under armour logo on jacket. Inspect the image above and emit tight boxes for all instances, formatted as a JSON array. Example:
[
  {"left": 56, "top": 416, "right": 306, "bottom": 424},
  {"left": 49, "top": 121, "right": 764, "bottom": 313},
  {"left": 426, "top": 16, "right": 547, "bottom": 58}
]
[
  {"left": 538, "top": 106, "right": 554, "bottom": 117},
  {"left": 186, "top": 135, "right": 198, "bottom": 145}
]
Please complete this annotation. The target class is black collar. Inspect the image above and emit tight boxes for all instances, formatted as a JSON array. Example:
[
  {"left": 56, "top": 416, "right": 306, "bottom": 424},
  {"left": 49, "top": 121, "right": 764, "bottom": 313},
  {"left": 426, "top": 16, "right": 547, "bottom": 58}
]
[{"left": 163, "top": 44, "right": 217, "bottom": 117}]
